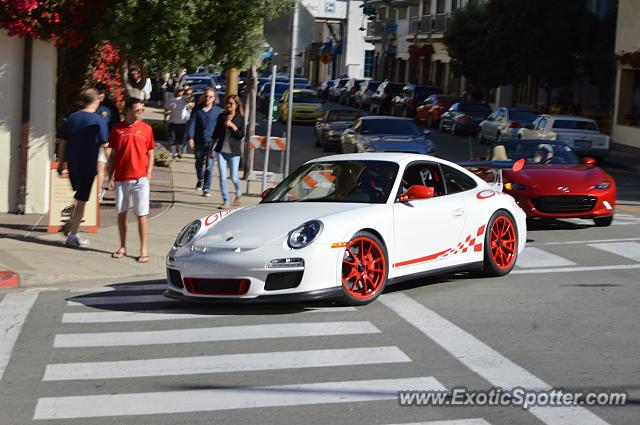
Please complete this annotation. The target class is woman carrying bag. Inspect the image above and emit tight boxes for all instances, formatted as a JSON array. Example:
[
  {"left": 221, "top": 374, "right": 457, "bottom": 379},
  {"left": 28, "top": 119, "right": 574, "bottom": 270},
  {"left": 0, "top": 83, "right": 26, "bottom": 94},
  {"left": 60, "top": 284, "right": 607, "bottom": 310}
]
[{"left": 211, "top": 95, "right": 245, "bottom": 209}]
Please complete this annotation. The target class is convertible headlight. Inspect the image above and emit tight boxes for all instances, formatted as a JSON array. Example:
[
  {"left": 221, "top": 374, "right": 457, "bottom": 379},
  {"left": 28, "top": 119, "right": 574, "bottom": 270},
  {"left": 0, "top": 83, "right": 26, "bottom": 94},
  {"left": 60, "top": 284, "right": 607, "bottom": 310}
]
[
  {"left": 592, "top": 181, "right": 610, "bottom": 189},
  {"left": 287, "top": 220, "right": 323, "bottom": 249},
  {"left": 175, "top": 220, "right": 201, "bottom": 247},
  {"left": 504, "top": 182, "right": 528, "bottom": 191}
]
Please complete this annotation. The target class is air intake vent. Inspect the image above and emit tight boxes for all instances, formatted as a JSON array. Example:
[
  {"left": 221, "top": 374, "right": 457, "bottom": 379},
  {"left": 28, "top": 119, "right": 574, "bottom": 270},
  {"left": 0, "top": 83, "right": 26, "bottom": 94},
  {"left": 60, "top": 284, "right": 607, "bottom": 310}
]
[
  {"left": 264, "top": 271, "right": 304, "bottom": 291},
  {"left": 167, "top": 268, "right": 183, "bottom": 288},
  {"left": 183, "top": 278, "right": 250, "bottom": 295}
]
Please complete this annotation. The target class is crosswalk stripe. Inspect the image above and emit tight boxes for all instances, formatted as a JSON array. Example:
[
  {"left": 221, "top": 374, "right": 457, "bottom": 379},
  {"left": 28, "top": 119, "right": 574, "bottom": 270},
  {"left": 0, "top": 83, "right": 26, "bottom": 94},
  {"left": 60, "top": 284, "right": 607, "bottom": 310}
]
[
  {"left": 54, "top": 321, "right": 380, "bottom": 348},
  {"left": 516, "top": 247, "right": 576, "bottom": 268},
  {"left": 61, "top": 306, "right": 357, "bottom": 323},
  {"left": 380, "top": 293, "right": 611, "bottom": 425},
  {"left": 588, "top": 242, "right": 640, "bottom": 262},
  {"left": 43, "top": 346, "right": 410, "bottom": 381},
  {"left": 0, "top": 292, "right": 38, "bottom": 381},
  {"left": 67, "top": 294, "right": 176, "bottom": 306},
  {"left": 387, "top": 420, "right": 491, "bottom": 425},
  {"left": 33, "top": 376, "right": 444, "bottom": 420},
  {"left": 69, "top": 283, "right": 167, "bottom": 293}
]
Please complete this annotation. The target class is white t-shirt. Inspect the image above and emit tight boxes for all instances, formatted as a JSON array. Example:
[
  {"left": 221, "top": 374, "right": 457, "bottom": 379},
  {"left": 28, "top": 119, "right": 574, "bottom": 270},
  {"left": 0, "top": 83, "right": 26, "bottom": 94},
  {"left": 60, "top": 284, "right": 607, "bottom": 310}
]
[{"left": 164, "top": 96, "right": 190, "bottom": 124}]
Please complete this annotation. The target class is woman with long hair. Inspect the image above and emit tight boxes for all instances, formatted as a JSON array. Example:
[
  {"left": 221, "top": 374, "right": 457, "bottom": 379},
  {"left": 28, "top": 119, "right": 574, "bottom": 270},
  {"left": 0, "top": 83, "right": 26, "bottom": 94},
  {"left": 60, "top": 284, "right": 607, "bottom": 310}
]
[{"left": 211, "top": 94, "right": 245, "bottom": 208}]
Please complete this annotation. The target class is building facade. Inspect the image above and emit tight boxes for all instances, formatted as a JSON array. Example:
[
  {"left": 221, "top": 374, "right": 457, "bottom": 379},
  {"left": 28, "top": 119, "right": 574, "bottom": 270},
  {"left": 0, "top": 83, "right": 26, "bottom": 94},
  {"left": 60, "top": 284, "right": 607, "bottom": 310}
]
[
  {"left": 0, "top": 31, "right": 57, "bottom": 214},
  {"left": 612, "top": 0, "right": 640, "bottom": 151}
]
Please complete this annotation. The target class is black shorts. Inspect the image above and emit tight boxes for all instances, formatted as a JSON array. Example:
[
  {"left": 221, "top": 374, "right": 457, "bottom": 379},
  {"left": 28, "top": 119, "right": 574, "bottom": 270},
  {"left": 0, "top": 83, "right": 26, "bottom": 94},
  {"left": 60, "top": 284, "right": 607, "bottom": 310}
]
[
  {"left": 169, "top": 123, "right": 187, "bottom": 146},
  {"left": 69, "top": 173, "right": 95, "bottom": 202}
]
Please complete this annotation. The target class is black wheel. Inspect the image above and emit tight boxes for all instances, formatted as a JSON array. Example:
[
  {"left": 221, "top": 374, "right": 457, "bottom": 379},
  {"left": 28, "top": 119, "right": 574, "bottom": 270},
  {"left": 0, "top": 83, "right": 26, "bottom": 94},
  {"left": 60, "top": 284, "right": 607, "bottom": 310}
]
[
  {"left": 594, "top": 216, "right": 613, "bottom": 227},
  {"left": 482, "top": 210, "right": 519, "bottom": 277},
  {"left": 339, "top": 231, "right": 388, "bottom": 306}
]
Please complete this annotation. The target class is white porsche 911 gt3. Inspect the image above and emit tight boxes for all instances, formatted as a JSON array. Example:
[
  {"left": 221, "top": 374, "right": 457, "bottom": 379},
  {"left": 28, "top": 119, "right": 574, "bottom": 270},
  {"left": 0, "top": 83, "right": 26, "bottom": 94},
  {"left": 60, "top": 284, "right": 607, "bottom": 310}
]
[{"left": 165, "top": 153, "right": 527, "bottom": 305}]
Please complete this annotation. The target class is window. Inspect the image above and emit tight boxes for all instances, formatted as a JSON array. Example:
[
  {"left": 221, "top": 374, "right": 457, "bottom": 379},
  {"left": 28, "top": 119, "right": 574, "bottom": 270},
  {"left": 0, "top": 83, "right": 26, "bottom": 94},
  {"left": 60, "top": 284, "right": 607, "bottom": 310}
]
[
  {"left": 441, "top": 165, "right": 477, "bottom": 194},
  {"left": 398, "top": 7, "right": 407, "bottom": 20},
  {"left": 422, "top": 0, "right": 432, "bottom": 15},
  {"left": 617, "top": 70, "right": 640, "bottom": 127},
  {"left": 436, "top": 0, "right": 445, "bottom": 14},
  {"left": 364, "top": 50, "right": 374, "bottom": 78},
  {"left": 451, "top": 0, "right": 459, "bottom": 12},
  {"left": 400, "top": 163, "right": 445, "bottom": 197},
  {"left": 552, "top": 120, "right": 599, "bottom": 131}
]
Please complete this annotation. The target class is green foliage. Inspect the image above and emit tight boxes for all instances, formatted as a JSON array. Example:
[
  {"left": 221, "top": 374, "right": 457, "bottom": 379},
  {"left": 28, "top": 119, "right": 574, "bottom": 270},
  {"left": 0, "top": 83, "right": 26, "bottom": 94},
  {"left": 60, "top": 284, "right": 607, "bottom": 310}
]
[
  {"left": 444, "top": 0, "right": 599, "bottom": 93},
  {"left": 154, "top": 149, "right": 172, "bottom": 168},
  {"left": 149, "top": 121, "right": 169, "bottom": 141}
]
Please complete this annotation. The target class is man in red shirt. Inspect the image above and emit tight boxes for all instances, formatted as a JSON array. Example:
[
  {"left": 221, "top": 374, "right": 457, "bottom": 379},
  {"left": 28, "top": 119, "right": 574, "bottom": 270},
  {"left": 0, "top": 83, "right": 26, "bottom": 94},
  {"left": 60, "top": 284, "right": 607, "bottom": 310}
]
[{"left": 107, "top": 98, "right": 155, "bottom": 263}]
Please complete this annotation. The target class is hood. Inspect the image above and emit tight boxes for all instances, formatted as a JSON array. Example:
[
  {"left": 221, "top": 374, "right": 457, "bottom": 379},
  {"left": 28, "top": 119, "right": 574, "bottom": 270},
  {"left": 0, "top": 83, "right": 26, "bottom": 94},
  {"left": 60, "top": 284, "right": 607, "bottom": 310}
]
[
  {"left": 195, "top": 202, "right": 368, "bottom": 250},
  {"left": 367, "top": 138, "right": 432, "bottom": 154},
  {"left": 505, "top": 165, "right": 610, "bottom": 191}
]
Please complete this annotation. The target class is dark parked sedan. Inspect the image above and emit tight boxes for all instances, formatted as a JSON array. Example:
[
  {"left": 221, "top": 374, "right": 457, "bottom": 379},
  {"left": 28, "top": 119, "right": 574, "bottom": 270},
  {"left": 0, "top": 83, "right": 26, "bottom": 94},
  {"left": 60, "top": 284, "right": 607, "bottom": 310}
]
[
  {"left": 439, "top": 101, "right": 493, "bottom": 135},
  {"left": 341, "top": 116, "right": 434, "bottom": 155},
  {"left": 391, "top": 84, "right": 442, "bottom": 118},
  {"left": 315, "top": 110, "right": 366, "bottom": 152}
]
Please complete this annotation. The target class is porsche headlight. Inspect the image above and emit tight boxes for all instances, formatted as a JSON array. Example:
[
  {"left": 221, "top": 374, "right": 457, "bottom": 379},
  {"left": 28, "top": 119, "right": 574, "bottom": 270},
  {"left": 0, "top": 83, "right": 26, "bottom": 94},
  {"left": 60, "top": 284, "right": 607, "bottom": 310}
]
[
  {"left": 592, "top": 181, "right": 610, "bottom": 190},
  {"left": 288, "top": 220, "right": 323, "bottom": 249},
  {"left": 175, "top": 220, "right": 201, "bottom": 247}
]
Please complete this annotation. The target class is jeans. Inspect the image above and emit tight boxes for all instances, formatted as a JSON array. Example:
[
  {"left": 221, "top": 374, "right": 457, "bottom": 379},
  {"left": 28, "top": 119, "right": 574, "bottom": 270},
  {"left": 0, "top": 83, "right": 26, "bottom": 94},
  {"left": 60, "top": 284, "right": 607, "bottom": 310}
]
[
  {"left": 194, "top": 145, "right": 214, "bottom": 192},
  {"left": 218, "top": 152, "right": 241, "bottom": 203}
]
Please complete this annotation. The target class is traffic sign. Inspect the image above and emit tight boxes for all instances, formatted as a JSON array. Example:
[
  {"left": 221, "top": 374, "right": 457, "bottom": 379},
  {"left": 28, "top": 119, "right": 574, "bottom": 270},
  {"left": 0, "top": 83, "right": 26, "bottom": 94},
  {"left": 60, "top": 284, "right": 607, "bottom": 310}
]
[{"left": 320, "top": 53, "right": 333, "bottom": 64}]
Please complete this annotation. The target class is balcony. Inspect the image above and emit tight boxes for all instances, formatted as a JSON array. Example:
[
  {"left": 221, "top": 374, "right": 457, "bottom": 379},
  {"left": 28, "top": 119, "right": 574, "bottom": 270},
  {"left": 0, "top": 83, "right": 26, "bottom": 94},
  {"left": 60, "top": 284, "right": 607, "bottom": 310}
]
[
  {"left": 434, "top": 13, "right": 450, "bottom": 33},
  {"left": 420, "top": 15, "right": 434, "bottom": 33},
  {"left": 408, "top": 16, "right": 421, "bottom": 34},
  {"left": 366, "top": 21, "right": 384, "bottom": 38}
]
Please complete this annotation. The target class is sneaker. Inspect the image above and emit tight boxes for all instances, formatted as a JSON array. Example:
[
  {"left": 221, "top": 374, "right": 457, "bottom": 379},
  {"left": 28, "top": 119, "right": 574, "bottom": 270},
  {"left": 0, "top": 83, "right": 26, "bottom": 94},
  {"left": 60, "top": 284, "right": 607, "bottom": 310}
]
[
  {"left": 98, "top": 188, "right": 106, "bottom": 203},
  {"left": 61, "top": 220, "right": 72, "bottom": 236},
  {"left": 202, "top": 191, "right": 211, "bottom": 197},
  {"left": 177, "top": 152, "right": 182, "bottom": 159},
  {"left": 195, "top": 180, "right": 203, "bottom": 190},
  {"left": 65, "top": 234, "right": 89, "bottom": 248},
  {"left": 232, "top": 196, "right": 242, "bottom": 207}
]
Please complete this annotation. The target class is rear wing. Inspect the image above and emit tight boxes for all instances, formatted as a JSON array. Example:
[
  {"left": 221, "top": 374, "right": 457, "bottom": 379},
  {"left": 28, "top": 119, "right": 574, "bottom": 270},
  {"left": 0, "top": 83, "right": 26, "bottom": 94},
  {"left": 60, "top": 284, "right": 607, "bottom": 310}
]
[{"left": 456, "top": 159, "right": 525, "bottom": 192}]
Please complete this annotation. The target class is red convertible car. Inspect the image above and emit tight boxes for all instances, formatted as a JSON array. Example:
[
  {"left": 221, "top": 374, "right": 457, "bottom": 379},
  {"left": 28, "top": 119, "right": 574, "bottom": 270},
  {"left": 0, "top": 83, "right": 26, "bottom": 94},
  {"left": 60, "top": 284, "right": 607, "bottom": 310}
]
[{"left": 486, "top": 140, "right": 616, "bottom": 226}]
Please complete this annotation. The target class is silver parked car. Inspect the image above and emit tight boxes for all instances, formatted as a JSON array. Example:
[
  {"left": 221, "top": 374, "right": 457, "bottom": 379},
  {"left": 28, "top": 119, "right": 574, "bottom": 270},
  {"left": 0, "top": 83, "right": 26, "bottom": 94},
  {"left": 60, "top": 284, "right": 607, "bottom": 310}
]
[{"left": 478, "top": 107, "right": 539, "bottom": 143}]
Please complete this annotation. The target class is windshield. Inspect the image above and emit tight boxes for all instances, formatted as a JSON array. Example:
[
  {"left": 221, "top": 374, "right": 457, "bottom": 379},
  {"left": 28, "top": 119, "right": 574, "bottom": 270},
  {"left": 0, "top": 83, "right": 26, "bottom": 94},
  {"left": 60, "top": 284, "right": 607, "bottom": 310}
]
[
  {"left": 184, "top": 78, "right": 212, "bottom": 86},
  {"left": 496, "top": 143, "right": 579, "bottom": 165},
  {"left": 552, "top": 120, "right": 599, "bottom": 131},
  {"left": 328, "top": 111, "right": 362, "bottom": 122},
  {"left": 366, "top": 82, "right": 381, "bottom": 91},
  {"left": 385, "top": 84, "right": 404, "bottom": 95},
  {"left": 293, "top": 93, "right": 321, "bottom": 103},
  {"left": 510, "top": 110, "right": 538, "bottom": 122},
  {"left": 361, "top": 119, "right": 421, "bottom": 135},
  {"left": 263, "top": 160, "right": 399, "bottom": 204}
]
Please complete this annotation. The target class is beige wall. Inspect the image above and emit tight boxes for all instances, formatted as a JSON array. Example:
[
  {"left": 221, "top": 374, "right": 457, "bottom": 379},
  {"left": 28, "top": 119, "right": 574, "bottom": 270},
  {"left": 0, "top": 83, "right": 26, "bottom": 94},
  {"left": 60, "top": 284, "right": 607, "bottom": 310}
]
[
  {"left": 0, "top": 31, "right": 57, "bottom": 213},
  {"left": 612, "top": 0, "right": 640, "bottom": 150}
]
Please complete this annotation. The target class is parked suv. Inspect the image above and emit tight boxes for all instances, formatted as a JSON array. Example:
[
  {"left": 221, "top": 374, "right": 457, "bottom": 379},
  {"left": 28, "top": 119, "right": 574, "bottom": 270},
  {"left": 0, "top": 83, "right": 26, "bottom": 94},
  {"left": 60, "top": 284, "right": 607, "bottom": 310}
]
[
  {"left": 439, "top": 101, "right": 492, "bottom": 135},
  {"left": 354, "top": 80, "right": 381, "bottom": 110},
  {"left": 339, "top": 79, "right": 367, "bottom": 106},
  {"left": 391, "top": 84, "right": 442, "bottom": 118},
  {"left": 369, "top": 81, "right": 405, "bottom": 115},
  {"left": 329, "top": 78, "right": 349, "bottom": 102}
]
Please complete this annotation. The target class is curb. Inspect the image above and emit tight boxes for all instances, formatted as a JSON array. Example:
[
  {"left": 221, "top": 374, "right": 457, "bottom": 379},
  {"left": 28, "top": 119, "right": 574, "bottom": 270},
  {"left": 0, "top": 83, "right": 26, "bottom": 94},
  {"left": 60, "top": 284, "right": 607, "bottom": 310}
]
[{"left": 0, "top": 270, "right": 20, "bottom": 288}]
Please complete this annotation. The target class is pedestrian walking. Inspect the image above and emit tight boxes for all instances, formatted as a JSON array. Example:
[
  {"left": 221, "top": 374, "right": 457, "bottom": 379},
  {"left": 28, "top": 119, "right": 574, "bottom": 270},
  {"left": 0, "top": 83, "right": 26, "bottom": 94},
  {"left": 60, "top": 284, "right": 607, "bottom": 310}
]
[
  {"left": 211, "top": 94, "right": 245, "bottom": 209},
  {"left": 56, "top": 88, "right": 109, "bottom": 248},
  {"left": 186, "top": 87, "right": 222, "bottom": 197},
  {"left": 163, "top": 86, "right": 190, "bottom": 160},
  {"left": 96, "top": 83, "right": 121, "bottom": 202},
  {"left": 123, "top": 68, "right": 145, "bottom": 100},
  {"left": 107, "top": 97, "right": 155, "bottom": 263}
]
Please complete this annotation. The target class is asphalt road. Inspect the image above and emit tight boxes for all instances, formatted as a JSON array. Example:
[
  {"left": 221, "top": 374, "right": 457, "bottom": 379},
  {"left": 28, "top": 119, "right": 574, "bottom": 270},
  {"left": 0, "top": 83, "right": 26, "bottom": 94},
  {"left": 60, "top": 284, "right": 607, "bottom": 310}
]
[{"left": 1, "top": 101, "right": 639, "bottom": 424}]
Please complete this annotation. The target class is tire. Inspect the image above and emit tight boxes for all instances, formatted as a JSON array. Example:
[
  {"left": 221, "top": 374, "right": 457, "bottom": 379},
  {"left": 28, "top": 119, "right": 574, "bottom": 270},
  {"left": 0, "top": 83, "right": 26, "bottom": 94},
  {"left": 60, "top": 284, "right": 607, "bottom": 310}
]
[
  {"left": 315, "top": 135, "right": 322, "bottom": 147},
  {"left": 339, "top": 231, "right": 388, "bottom": 305},
  {"left": 482, "top": 210, "right": 519, "bottom": 277},
  {"left": 594, "top": 216, "right": 613, "bottom": 227}
]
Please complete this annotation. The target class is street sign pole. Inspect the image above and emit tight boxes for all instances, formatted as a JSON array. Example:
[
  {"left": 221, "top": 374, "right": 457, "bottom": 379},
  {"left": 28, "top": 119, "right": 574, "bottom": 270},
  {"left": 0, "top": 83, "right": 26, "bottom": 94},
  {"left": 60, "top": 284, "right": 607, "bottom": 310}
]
[
  {"left": 262, "top": 65, "right": 278, "bottom": 192},
  {"left": 285, "top": 0, "right": 299, "bottom": 177}
]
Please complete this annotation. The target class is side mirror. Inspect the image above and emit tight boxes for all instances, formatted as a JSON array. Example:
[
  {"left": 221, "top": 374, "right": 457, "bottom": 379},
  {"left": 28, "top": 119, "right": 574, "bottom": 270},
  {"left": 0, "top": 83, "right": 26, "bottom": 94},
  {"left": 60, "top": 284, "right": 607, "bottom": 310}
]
[
  {"left": 260, "top": 188, "right": 274, "bottom": 201},
  {"left": 582, "top": 156, "right": 596, "bottom": 166},
  {"left": 399, "top": 185, "right": 434, "bottom": 202}
]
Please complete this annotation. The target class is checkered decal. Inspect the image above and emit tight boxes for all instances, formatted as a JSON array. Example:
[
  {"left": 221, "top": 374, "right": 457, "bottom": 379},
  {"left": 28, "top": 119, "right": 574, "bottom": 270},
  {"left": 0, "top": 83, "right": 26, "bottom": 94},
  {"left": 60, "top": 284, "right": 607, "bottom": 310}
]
[
  {"left": 441, "top": 224, "right": 486, "bottom": 258},
  {"left": 393, "top": 224, "right": 487, "bottom": 268}
]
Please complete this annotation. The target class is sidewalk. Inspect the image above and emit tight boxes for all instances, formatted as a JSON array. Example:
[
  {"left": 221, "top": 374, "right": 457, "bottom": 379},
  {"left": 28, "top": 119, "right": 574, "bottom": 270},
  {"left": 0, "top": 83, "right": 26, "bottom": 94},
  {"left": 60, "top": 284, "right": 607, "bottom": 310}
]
[{"left": 0, "top": 149, "right": 262, "bottom": 289}]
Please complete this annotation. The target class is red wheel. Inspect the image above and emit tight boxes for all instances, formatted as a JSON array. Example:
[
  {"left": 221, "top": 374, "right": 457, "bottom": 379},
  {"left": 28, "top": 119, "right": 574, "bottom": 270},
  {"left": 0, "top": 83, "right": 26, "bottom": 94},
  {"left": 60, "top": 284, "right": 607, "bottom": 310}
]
[
  {"left": 340, "top": 232, "right": 388, "bottom": 305},
  {"left": 483, "top": 210, "right": 518, "bottom": 276}
]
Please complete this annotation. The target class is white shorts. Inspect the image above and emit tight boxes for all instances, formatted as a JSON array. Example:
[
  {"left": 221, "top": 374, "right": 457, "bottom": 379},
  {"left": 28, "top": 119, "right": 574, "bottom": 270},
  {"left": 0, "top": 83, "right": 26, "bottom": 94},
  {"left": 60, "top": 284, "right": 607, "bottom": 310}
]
[
  {"left": 115, "top": 177, "right": 150, "bottom": 216},
  {"left": 97, "top": 146, "right": 108, "bottom": 164}
]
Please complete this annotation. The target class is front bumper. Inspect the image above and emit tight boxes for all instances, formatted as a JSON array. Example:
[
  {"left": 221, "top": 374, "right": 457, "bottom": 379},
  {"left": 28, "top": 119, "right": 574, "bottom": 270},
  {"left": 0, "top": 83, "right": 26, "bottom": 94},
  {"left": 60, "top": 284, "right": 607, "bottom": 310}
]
[
  {"left": 292, "top": 111, "right": 323, "bottom": 122},
  {"left": 164, "top": 286, "right": 343, "bottom": 303},
  {"left": 507, "top": 191, "right": 616, "bottom": 219}
]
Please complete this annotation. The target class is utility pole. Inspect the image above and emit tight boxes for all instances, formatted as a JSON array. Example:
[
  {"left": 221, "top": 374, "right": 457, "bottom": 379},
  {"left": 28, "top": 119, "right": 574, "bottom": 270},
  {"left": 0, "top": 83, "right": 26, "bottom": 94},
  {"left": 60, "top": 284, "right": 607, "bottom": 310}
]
[{"left": 284, "top": 0, "right": 299, "bottom": 177}]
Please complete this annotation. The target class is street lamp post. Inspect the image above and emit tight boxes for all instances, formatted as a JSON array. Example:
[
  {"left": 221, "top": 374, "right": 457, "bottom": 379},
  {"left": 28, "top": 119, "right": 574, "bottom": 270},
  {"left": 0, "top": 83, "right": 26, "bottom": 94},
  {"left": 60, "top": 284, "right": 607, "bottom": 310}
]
[{"left": 284, "top": 0, "right": 299, "bottom": 177}]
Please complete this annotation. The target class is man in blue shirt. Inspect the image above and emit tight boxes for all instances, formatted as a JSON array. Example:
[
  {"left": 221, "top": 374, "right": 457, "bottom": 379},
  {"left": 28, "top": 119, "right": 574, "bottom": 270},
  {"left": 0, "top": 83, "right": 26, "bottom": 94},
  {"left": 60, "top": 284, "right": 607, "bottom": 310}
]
[
  {"left": 57, "top": 89, "right": 109, "bottom": 248},
  {"left": 186, "top": 87, "right": 222, "bottom": 196}
]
